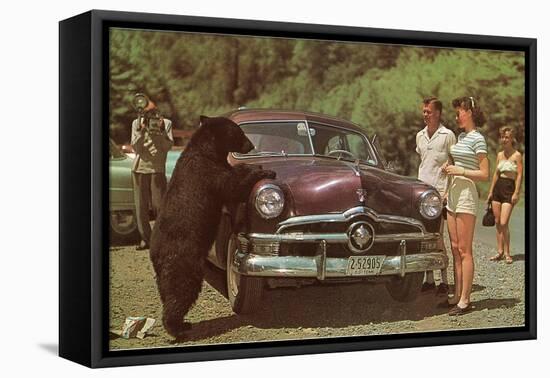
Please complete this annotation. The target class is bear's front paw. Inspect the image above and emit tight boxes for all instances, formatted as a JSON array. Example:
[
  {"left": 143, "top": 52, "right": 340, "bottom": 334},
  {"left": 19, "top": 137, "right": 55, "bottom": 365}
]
[
  {"left": 261, "top": 169, "right": 276, "bottom": 180},
  {"left": 252, "top": 169, "right": 276, "bottom": 181},
  {"left": 233, "top": 164, "right": 256, "bottom": 178},
  {"left": 233, "top": 164, "right": 250, "bottom": 172}
]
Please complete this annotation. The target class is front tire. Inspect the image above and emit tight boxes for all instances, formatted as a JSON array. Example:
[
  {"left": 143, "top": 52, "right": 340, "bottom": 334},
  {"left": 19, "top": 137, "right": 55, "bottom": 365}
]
[
  {"left": 385, "top": 272, "right": 423, "bottom": 302},
  {"left": 109, "top": 210, "right": 140, "bottom": 244},
  {"left": 226, "top": 234, "right": 264, "bottom": 314}
]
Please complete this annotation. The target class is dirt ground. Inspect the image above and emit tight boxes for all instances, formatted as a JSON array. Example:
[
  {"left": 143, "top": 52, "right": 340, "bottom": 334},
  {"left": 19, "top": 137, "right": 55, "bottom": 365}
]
[{"left": 109, "top": 237, "right": 525, "bottom": 350}]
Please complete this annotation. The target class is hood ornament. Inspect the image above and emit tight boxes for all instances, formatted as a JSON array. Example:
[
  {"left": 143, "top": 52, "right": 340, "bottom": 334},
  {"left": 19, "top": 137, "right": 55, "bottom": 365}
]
[{"left": 356, "top": 189, "right": 367, "bottom": 204}]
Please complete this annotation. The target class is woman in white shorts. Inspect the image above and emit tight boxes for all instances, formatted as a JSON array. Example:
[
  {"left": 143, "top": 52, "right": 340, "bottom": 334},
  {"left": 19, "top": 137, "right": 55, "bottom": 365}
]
[{"left": 442, "top": 96, "right": 489, "bottom": 316}]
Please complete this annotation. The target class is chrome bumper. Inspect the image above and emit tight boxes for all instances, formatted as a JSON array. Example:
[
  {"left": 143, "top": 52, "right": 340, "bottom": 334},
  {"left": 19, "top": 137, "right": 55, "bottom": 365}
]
[
  {"left": 232, "top": 241, "right": 448, "bottom": 280},
  {"left": 232, "top": 206, "right": 446, "bottom": 280}
]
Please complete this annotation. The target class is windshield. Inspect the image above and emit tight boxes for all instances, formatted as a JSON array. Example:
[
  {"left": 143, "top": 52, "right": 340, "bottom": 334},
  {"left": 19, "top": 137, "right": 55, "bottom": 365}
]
[
  {"left": 235, "top": 120, "right": 377, "bottom": 166},
  {"left": 235, "top": 122, "right": 314, "bottom": 156},
  {"left": 109, "top": 138, "right": 126, "bottom": 160}
]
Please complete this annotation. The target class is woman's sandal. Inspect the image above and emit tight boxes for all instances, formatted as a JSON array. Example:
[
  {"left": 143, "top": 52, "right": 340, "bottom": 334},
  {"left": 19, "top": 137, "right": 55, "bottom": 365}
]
[
  {"left": 490, "top": 252, "right": 504, "bottom": 261},
  {"left": 448, "top": 303, "right": 472, "bottom": 316},
  {"left": 505, "top": 256, "right": 513, "bottom": 264},
  {"left": 438, "top": 300, "right": 459, "bottom": 308},
  {"left": 437, "top": 296, "right": 459, "bottom": 308}
]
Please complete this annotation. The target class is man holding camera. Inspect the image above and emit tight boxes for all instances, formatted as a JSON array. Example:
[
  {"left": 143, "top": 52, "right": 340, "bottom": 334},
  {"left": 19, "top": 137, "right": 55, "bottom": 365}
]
[{"left": 131, "top": 100, "right": 174, "bottom": 250}]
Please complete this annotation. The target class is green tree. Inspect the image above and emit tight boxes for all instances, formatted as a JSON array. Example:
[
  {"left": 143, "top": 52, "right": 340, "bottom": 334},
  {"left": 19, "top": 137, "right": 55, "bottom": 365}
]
[{"left": 109, "top": 27, "right": 526, "bottom": 197}]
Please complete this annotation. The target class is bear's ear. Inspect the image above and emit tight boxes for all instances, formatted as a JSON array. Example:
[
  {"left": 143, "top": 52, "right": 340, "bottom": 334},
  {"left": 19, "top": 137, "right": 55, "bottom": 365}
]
[{"left": 199, "top": 115, "right": 209, "bottom": 127}]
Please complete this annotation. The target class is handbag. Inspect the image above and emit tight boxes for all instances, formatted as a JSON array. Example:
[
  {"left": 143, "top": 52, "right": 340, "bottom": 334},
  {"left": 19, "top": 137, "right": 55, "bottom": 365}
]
[{"left": 482, "top": 201, "right": 495, "bottom": 227}]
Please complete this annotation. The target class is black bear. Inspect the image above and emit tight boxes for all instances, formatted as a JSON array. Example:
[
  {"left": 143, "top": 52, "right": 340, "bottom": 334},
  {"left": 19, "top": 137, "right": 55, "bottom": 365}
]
[{"left": 149, "top": 115, "right": 275, "bottom": 339}]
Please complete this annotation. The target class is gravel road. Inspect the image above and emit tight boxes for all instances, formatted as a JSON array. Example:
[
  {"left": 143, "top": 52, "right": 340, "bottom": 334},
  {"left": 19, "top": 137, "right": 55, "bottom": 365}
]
[{"left": 109, "top": 234, "right": 525, "bottom": 350}]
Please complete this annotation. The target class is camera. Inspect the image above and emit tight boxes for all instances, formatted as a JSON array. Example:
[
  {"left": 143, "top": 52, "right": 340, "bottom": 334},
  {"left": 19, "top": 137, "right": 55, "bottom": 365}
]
[
  {"left": 133, "top": 93, "right": 164, "bottom": 135},
  {"left": 144, "top": 108, "right": 164, "bottom": 135}
]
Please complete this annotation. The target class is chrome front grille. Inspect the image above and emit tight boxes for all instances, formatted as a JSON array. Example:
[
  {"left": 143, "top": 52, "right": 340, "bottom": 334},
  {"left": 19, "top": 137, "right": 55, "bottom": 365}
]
[
  {"left": 251, "top": 241, "right": 280, "bottom": 256},
  {"left": 243, "top": 207, "right": 439, "bottom": 258},
  {"left": 278, "top": 240, "right": 422, "bottom": 258},
  {"left": 279, "top": 219, "right": 420, "bottom": 238}
]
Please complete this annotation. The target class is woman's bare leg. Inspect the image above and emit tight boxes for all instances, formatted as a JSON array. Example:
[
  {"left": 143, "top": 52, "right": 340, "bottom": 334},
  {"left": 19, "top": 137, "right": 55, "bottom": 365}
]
[
  {"left": 500, "top": 202, "right": 514, "bottom": 261},
  {"left": 456, "top": 213, "right": 476, "bottom": 306},
  {"left": 492, "top": 200, "right": 503, "bottom": 257},
  {"left": 446, "top": 211, "right": 461, "bottom": 304}
]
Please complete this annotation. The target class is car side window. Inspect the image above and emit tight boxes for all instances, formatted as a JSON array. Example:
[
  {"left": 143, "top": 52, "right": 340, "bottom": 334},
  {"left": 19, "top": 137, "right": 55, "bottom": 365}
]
[
  {"left": 346, "top": 133, "right": 369, "bottom": 161},
  {"left": 325, "top": 135, "right": 346, "bottom": 153}
]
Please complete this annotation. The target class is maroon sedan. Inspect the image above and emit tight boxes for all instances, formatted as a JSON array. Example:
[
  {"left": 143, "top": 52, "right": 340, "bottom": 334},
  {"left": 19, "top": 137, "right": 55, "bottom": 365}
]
[{"left": 207, "top": 109, "right": 447, "bottom": 314}]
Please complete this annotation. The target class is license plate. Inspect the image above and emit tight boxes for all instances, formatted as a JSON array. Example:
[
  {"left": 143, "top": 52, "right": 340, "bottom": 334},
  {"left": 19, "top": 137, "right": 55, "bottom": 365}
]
[{"left": 346, "top": 255, "right": 385, "bottom": 276}]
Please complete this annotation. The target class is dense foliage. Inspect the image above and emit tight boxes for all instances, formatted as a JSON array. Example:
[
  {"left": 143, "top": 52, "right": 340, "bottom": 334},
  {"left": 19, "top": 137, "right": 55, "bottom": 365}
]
[{"left": 110, "top": 28, "right": 525, "bottom": 183}]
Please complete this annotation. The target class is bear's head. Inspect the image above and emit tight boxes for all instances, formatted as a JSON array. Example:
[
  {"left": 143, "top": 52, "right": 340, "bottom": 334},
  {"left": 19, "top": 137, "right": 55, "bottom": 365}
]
[{"left": 188, "top": 115, "right": 254, "bottom": 160}]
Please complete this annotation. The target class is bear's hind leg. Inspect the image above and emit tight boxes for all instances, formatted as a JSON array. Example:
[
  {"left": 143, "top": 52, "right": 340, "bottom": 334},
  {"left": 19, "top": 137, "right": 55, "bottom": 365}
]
[
  {"left": 162, "top": 299, "right": 193, "bottom": 340},
  {"left": 158, "top": 260, "right": 205, "bottom": 340}
]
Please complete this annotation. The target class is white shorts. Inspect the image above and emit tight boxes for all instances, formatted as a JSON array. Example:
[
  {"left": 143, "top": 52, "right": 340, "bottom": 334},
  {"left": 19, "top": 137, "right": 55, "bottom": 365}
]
[{"left": 446, "top": 176, "right": 478, "bottom": 216}]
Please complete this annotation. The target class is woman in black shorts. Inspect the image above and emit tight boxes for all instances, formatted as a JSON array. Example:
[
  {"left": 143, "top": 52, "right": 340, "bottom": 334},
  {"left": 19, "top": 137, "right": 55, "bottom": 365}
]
[{"left": 487, "top": 127, "right": 523, "bottom": 264}]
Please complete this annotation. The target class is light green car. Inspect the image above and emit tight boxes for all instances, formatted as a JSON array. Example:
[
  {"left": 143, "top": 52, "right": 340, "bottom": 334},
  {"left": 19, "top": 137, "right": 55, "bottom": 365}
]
[{"left": 109, "top": 138, "right": 179, "bottom": 243}]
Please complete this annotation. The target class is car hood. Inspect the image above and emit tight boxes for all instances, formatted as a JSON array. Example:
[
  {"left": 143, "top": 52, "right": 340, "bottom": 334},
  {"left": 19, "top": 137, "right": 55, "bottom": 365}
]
[
  {"left": 166, "top": 150, "right": 182, "bottom": 180},
  {"left": 241, "top": 156, "right": 427, "bottom": 218}
]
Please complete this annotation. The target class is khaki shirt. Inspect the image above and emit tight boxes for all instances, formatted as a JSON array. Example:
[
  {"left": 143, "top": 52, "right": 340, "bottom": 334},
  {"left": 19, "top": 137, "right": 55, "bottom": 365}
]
[
  {"left": 131, "top": 118, "right": 174, "bottom": 173},
  {"left": 416, "top": 124, "right": 456, "bottom": 195}
]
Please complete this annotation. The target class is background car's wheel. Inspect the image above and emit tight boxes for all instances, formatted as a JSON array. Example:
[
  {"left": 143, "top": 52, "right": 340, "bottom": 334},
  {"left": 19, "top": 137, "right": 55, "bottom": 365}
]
[
  {"left": 385, "top": 272, "right": 424, "bottom": 302},
  {"left": 110, "top": 210, "right": 140, "bottom": 245},
  {"left": 226, "top": 234, "right": 264, "bottom": 314}
]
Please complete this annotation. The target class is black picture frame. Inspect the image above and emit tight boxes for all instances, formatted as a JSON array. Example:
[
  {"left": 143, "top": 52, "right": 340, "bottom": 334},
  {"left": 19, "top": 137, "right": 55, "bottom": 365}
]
[{"left": 59, "top": 9, "right": 537, "bottom": 368}]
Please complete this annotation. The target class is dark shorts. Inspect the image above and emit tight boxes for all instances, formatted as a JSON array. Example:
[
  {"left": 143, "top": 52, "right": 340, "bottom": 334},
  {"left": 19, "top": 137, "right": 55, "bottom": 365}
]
[{"left": 492, "top": 177, "right": 516, "bottom": 204}]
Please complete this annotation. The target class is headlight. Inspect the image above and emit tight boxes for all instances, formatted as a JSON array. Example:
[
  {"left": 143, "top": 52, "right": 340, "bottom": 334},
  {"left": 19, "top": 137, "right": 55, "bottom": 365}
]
[
  {"left": 418, "top": 190, "right": 442, "bottom": 219},
  {"left": 255, "top": 184, "right": 285, "bottom": 219}
]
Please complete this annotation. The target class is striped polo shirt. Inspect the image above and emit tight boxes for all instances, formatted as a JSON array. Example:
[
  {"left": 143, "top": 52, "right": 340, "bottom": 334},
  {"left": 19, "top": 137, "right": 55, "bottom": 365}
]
[{"left": 450, "top": 130, "right": 487, "bottom": 170}]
